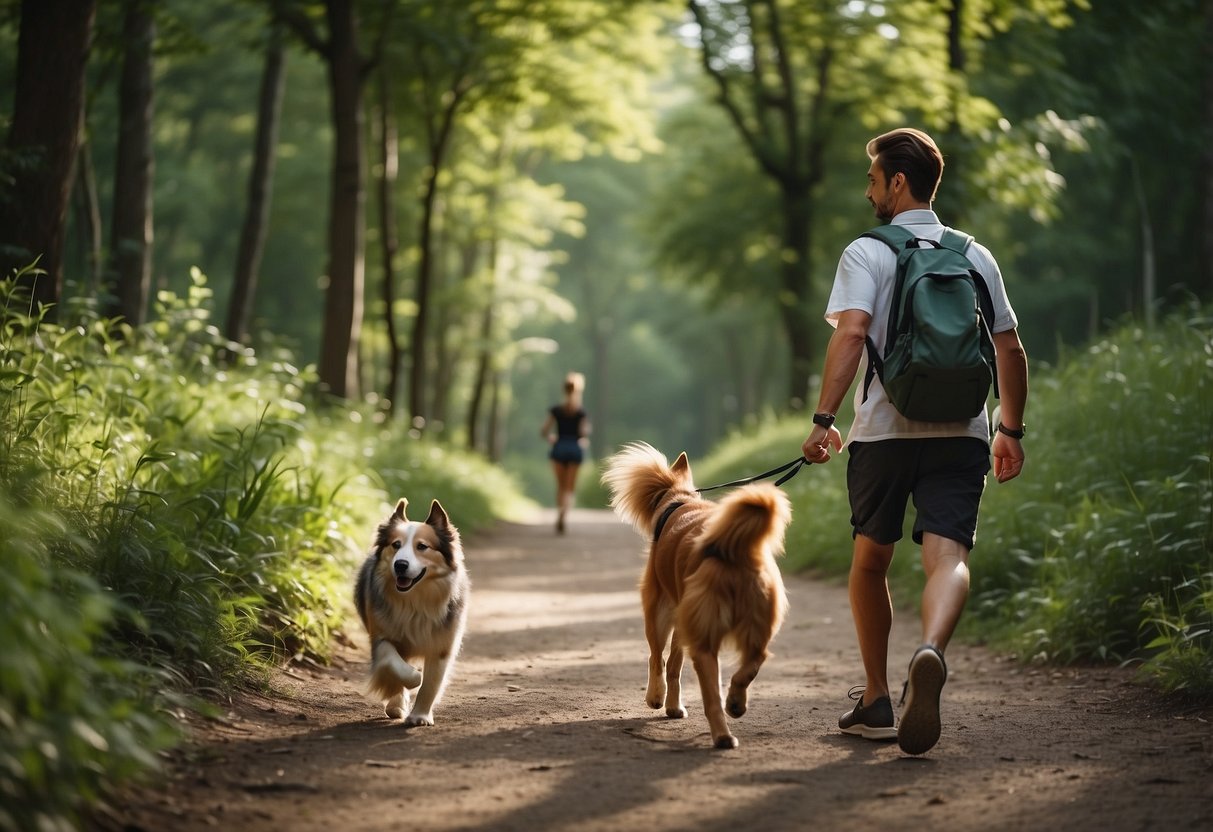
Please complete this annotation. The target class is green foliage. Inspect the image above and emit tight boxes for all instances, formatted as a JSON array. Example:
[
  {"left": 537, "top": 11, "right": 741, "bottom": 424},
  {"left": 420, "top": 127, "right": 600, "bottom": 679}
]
[
  {"left": 0, "top": 500, "right": 178, "bottom": 832},
  {"left": 1137, "top": 572, "right": 1213, "bottom": 698},
  {"left": 0, "top": 269, "right": 533, "bottom": 825},
  {"left": 975, "top": 308, "right": 1212, "bottom": 680}
]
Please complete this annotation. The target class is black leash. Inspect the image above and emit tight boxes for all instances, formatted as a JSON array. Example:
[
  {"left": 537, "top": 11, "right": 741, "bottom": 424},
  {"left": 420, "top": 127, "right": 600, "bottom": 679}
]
[
  {"left": 695, "top": 456, "right": 812, "bottom": 493},
  {"left": 652, "top": 457, "right": 812, "bottom": 543}
]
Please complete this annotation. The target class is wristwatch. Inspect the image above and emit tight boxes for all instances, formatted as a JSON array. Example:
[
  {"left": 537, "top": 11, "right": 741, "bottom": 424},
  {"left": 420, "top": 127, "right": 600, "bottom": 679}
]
[
  {"left": 996, "top": 422, "right": 1025, "bottom": 440},
  {"left": 812, "top": 412, "right": 836, "bottom": 430}
]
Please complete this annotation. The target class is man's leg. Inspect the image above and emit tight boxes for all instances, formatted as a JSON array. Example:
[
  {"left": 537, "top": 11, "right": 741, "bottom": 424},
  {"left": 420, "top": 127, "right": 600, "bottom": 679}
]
[
  {"left": 849, "top": 534, "right": 896, "bottom": 702},
  {"left": 898, "top": 532, "right": 970, "bottom": 755},
  {"left": 919, "top": 532, "right": 970, "bottom": 650}
]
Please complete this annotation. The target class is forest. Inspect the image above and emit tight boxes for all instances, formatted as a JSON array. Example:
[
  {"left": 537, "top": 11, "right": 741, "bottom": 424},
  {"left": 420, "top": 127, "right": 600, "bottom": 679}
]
[{"left": 1, "top": 0, "right": 1210, "bottom": 829}]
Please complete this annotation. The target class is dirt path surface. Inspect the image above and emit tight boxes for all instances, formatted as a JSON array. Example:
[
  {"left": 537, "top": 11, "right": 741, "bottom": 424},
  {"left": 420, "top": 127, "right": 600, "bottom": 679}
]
[{"left": 101, "top": 509, "right": 1211, "bottom": 832}]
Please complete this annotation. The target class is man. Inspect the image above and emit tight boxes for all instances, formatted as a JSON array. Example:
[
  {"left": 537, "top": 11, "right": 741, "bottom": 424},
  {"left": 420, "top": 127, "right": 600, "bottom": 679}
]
[{"left": 801, "top": 127, "right": 1028, "bottom": 755}]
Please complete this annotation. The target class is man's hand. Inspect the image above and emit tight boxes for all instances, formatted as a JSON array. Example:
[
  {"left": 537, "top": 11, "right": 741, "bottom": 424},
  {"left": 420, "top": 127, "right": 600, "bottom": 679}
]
[
  {"left": 802, "top": 425, "right": 843, "bottom": 464},
  {"left": 992, "top": 432, "right": 1024, "bottom": 483}
]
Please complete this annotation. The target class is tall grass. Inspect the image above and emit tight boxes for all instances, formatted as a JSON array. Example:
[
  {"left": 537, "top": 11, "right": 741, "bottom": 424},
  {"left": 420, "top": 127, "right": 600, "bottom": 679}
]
[
  {"left": 975, "top": 307, "right": 1212, "bottom": 695},
  {"left": 0, "top": 499, "right": 179, "bottom": 832},
  {"left": 0, "top": 268, "right": 533, "bottom": 828}
]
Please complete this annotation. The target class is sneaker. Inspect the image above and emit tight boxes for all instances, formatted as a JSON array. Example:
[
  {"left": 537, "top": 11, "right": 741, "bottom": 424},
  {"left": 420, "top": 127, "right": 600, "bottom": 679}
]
[
  {"left": 838, "top": 685, "right": 897, "bottom": 740},
  {"left": 898, "top": 645, "right": 948, "bottom": 755}
]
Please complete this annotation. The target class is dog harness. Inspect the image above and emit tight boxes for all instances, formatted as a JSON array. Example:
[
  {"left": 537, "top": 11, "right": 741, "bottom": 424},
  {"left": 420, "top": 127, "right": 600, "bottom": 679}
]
[{"left": 652, "top": 501, "right": 685, "bottom": 543}]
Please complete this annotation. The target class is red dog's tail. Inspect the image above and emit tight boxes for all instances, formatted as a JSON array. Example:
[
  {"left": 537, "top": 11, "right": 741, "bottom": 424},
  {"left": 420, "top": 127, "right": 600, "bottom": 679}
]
[{"left": 695, "top": 483, "right": 791, "bottom": 569}]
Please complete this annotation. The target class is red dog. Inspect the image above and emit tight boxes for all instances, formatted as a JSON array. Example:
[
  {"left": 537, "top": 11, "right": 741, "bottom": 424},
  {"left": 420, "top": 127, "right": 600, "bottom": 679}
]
[{"left": 602, "top": 442, "right": 791, "bottom": 749}]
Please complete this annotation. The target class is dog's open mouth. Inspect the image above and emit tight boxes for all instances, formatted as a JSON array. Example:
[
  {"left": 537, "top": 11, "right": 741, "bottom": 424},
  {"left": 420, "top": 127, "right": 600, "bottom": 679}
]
[{"left": 395, "top": 567, "right": 426, "bottom": 593}]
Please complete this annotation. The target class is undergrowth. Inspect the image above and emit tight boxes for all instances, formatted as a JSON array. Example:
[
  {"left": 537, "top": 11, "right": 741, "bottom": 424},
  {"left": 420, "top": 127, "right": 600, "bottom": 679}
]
[
  {"left": 0, "top": 268, "right": 532, "bottom": 829},
  {"left": 975, "top": 306, "right": 1212, "bottom": 696}
]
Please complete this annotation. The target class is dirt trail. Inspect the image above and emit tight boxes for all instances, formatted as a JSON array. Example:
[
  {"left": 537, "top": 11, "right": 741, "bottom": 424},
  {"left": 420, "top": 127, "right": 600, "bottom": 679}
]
[{"left": 99, "top": 509, "right": 1211, "bottom": 832}]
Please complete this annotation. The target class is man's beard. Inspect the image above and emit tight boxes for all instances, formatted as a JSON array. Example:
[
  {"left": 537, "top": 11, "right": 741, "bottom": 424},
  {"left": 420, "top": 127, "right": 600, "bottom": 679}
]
[{"left": 871, "top": 196, "right": 895, "bottom": 222}]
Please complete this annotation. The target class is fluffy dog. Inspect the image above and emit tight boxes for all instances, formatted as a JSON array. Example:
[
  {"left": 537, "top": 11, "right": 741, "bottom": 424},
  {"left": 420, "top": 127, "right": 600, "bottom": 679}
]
[
  {"left": 355, "top": 498, "right": 469, "bottom": 726},
  {"left": 602, "top": 442, "right": 791, "bottom": 749}
]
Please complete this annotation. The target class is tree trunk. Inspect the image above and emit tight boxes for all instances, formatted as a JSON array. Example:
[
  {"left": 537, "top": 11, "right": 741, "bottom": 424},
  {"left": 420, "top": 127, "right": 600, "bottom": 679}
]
[
  {"left": 466, "top": 236, "right": 498, "bottom": 452},
  {"left": 409, "top": 88, "right": 463, "bottom": 425},
  {"left": 429, "top": 225, "right": 454, "bottom": 430},
  {"left": 778, "top": 186, "right": 815, "bottom": 409},
  {"left": 409, "top": 163, "right": 439, "bottom": 425},
  {"left": 105, "top": 1, "right": 156, "bottom": 326},
  {"left": 0, "top": 0, "right": 96, "bottom": 314},
  {"left": 589, "top": 319, "right": 610, "bottom": 460},
  {"left": 487, "top": 367, "right": 503, "bottom": 463},
  {"left": 689, "top": 0, "right": 829, "bottom": 410},
  {"left": 1204, "top": 0, "right": 1213, "bottom": 300},
  {"left": 74, "top": 132, "right": 104, "bottom": 294},
  {"left": 227, "top": 25, "right": 287, "bottom": 345},
  {"left": 941, "top": 0, "right": 967, "bottom": 223},
  {"left": 1131, "top": 158, "right": 1156, "bottom": 328},
  {"left": 317, "top": 0, "right": 367, "bottom": 400},
  {"left": 376, "top": 68, "right": 402, "bottom": 414}
]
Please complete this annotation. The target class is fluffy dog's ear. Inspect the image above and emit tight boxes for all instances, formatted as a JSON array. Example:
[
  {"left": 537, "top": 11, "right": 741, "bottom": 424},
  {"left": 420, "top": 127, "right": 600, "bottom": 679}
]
[
  {"left": 425, "top": 499, "right": 450, "bottom": 531},
  {"left": 394, "top": 498, "right": 409, "bottom": 521}
]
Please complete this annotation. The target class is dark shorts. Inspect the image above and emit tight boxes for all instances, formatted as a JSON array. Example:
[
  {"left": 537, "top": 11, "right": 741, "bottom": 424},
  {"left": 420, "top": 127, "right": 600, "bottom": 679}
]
[
  {"left": 846, "top": 438, "right": 990, "bottom": 550},
  {"left": 549, "top": 437, "right": 583, "bottom": 465}
]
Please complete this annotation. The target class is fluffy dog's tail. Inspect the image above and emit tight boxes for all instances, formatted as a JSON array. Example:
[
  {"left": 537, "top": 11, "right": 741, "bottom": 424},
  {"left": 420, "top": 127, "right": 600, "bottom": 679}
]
[
  {"left": 696, "top": 483, "right": 791, "bottom": 569},
  {"left": 601, "top": 441, "right": 695, "bottom": 535}
]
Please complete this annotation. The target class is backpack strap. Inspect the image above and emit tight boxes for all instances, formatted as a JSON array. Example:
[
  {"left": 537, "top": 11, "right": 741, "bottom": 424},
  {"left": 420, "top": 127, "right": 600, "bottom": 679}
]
[
  {"left": 861, "top": 223, "right": 915, "bottom": 252},
  {"left": 858, "top": 225, "right": 915, "bottom": 404},
  {"left": 941, "top": 228, "right": 1002, "bottom": 402},
  {"left": 939, "top": 227, "right": 973, "bottom": 254}
]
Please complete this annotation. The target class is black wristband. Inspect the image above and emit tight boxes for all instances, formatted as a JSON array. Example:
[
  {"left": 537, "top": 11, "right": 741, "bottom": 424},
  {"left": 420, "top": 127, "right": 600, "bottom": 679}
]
[
  {"left": 996, "top": 422, "right": 1025, "bottom": 440},
  {"left": 812, "top": 412, "right": 836, "bottom": 430}
]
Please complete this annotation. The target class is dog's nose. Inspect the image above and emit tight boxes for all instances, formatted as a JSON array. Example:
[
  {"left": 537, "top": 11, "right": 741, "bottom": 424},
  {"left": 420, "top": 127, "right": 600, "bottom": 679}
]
[{"left": 393, "top": 560, "right": 410, "bottom": 577}]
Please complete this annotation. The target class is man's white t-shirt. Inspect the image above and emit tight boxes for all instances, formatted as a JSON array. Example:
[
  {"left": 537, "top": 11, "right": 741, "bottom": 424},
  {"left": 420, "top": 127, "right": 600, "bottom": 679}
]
[{"left": 825, "top": 209, "right": 1019, "bottom": 446}]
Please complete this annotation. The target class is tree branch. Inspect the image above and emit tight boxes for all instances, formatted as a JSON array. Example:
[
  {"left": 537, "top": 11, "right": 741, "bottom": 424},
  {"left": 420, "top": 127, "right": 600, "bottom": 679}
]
[
  {"left": 688, "top": 0, "right": 783, "bottom": 180},
  {"left": 803, "top": 44, "right": 835, "bottom": 188},
  {"left": 362, "top": 0, "right": 396, "bottom": 80},
  {"left": 760, "top": 0, "right": 800, "bottom": 173},
  {"left": 272, "top": 0, "right": 329, "bottom": 59}
]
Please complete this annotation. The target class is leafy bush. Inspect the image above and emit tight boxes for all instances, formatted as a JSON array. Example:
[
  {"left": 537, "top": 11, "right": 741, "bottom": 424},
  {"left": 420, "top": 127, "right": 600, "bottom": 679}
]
[
  {"left": 974, "top": 307, "right": 1212, "bottom": 688},
  {"left": 0, "top": 500, "right": 178, "bottom": 832},
  {"left": 0, "top": 269, "right": 534, "bottom": 826}
]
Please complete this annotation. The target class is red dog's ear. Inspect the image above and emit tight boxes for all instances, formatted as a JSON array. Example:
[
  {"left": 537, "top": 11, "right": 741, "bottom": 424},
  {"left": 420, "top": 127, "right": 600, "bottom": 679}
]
[
  {"left": 671, "top": 452, "right": 691, "bottom": 475},
  {"left": 393, "top": 498, "right": 409, "bottom": 521}
]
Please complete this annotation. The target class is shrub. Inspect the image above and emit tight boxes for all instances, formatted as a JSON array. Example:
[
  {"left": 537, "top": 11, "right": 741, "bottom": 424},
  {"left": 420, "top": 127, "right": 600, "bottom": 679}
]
[
  {"left": 974, "top": 307, "right": 1212, "bottom": 682},
  {"left": 0, "top": 269, "right": 535, "bottom": 826},
  {"left": 0, "top": 500, "right": 177, "bottom": 832}
]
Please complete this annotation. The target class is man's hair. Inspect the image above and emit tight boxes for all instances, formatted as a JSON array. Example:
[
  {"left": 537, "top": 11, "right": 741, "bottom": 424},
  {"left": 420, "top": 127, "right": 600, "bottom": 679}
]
[{"left": 866, "top": 128, "right": 944, "bottom": 204}]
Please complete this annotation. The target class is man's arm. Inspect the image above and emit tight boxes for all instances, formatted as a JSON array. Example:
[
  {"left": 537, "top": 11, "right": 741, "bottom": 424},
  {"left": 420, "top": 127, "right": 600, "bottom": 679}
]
[
  {"left": 801, "top": 309, "right": 871, "bottom": 462},
  {"left": 991, "top": 328, "right": 1028, "bottom": 483}
]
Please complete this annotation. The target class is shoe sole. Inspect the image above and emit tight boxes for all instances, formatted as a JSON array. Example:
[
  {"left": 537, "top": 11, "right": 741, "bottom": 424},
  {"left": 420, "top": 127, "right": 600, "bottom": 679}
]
[
  {"left": 840, "top": 723, "right": 897, "bottom": 741},
  {"left": 898, "top": 648, "right": 945, "bottom": 755}
]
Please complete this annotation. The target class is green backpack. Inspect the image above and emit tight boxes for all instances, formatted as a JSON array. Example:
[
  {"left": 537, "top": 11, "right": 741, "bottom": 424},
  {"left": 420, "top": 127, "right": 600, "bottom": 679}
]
[{"left": 860, "top": 224, "right": 999, "bottom": 422}]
